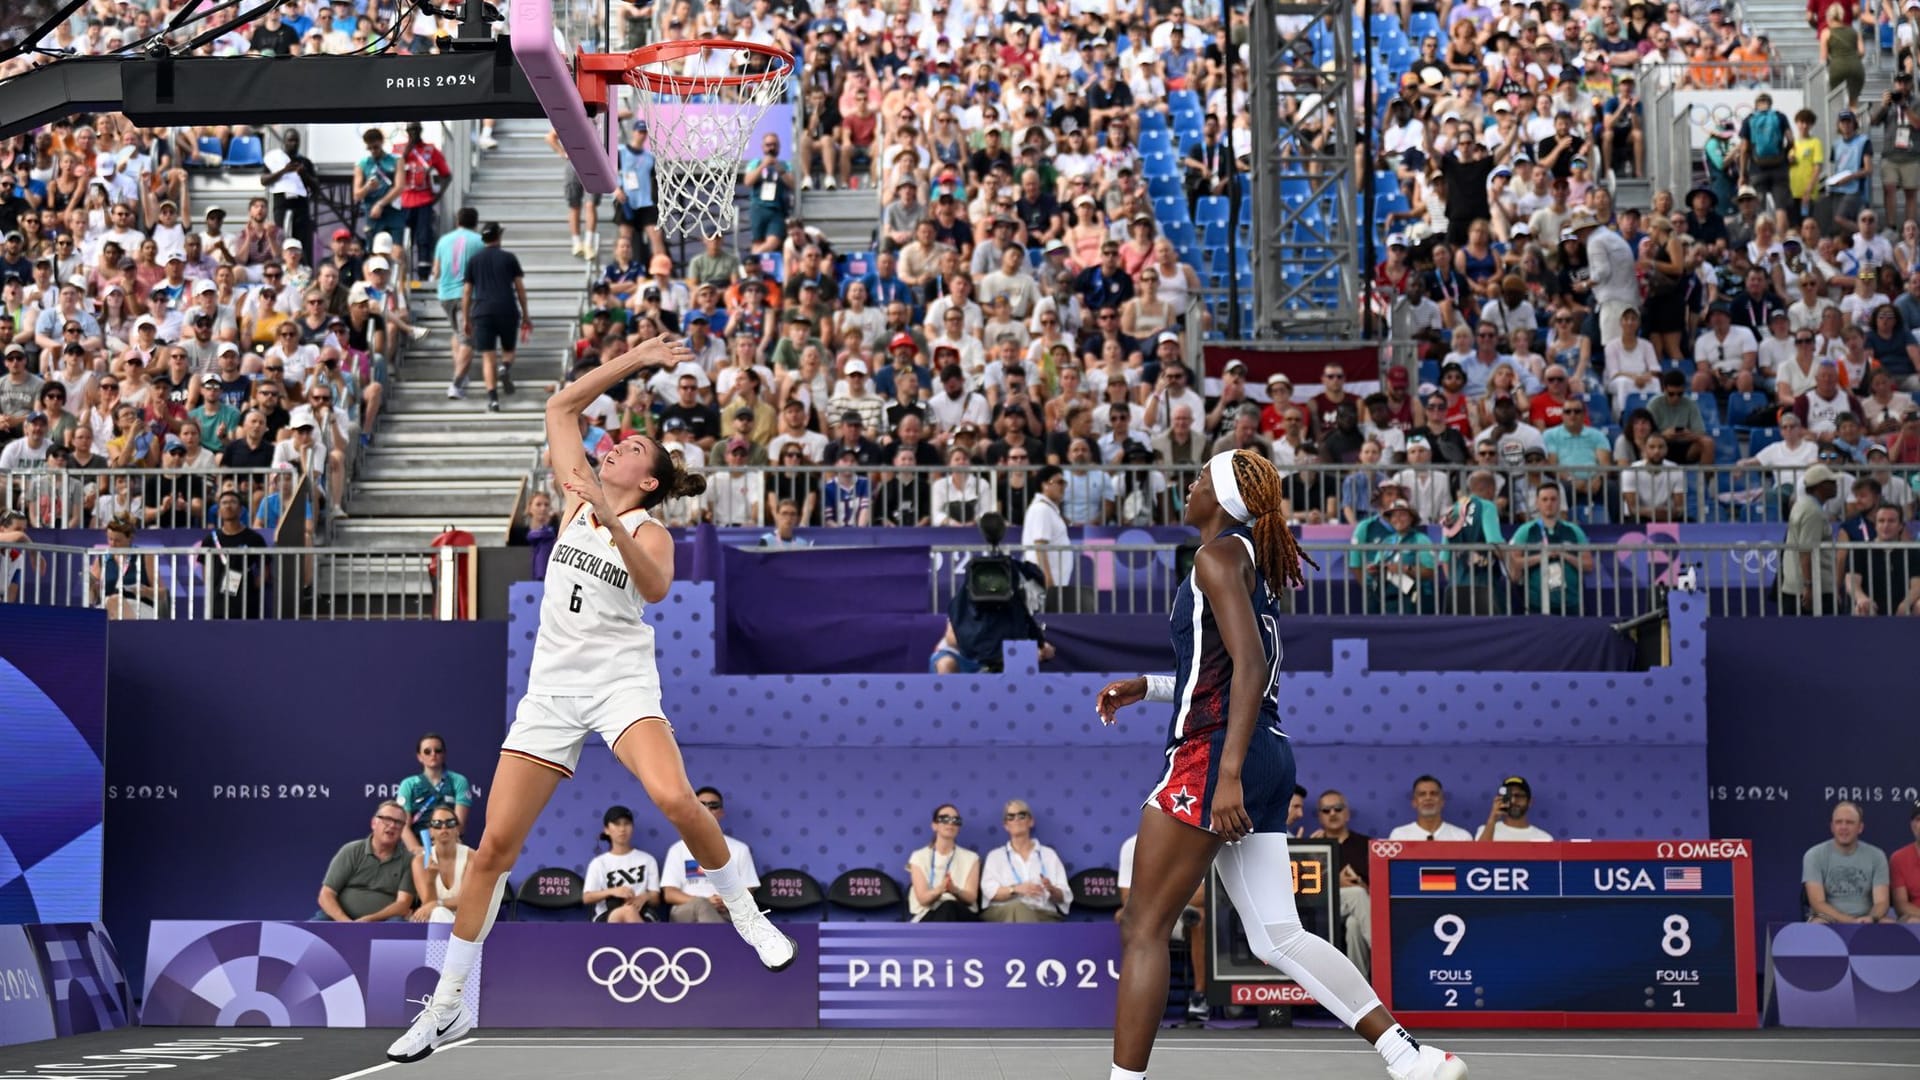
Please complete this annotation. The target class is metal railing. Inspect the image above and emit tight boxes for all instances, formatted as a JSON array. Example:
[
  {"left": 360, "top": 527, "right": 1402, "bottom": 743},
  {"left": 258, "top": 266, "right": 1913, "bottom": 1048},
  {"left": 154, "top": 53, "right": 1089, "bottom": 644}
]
[
  {"left": 0, "top": 467, "right": 315, "bottom": 531},
  {"left": 3, "top": 543, "right": 473, "bottom": 620},
  {"left": 928, "top": 539, "right": 1920, "bottom": 619},
  {"left": 511, "top": 460, "right": 1918, "bottom": 529}
]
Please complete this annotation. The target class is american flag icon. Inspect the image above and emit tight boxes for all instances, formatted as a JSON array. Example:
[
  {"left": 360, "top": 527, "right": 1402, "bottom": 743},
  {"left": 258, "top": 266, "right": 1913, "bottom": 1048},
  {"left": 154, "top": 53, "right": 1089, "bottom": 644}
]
[{"left": 1665, "top": 866, "right": 1703, "bottom": 891}]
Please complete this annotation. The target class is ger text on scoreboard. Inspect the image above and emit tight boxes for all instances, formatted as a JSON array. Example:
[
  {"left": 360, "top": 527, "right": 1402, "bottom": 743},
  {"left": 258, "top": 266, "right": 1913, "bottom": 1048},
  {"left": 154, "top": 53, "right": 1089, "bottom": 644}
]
[{"left": 1369, "top": 840, "right": 1757, "bottom": 1029}]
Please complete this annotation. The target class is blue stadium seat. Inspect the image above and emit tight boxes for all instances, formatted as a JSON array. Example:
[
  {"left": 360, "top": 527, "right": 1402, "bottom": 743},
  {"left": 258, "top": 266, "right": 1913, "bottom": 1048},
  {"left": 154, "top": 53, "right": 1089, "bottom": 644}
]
[
  {"left": 193, "top": 134, "right": 226, "bottom": 164},
  {"left": 1372, "top": 171, "right": 1399, "bottom": 196},
  {"left": 1151, "top": 194, "right": 1189, "bottom": 223},
  {"left": 224, "top": 135, "right": 264, "bottom": 168},
  {"left": 1162, "top": 220, "right": 1195, "bottom": 251},
  {"left": 1139, "top": 128, "right": 1173, "bottom": 156},
  {"left": 1691, "top": 391, "right": 1721, "bottom": 427},
  {"left": 1584, "top": 392, "right": 1613, "bottom": 426},
  {"left": 1707, "top": 425, "right": 1740, "bottom": 464},
  {"left": 1746, "top": 426, "right": 1781, "bottom": 454},
  {"left": 1408, "top": 11, "right": 1440, "bottom": 39},
  {"left": 1622, "top": 392, "right": 1653, "bottom": 417},
  {"left": 1194, "top": 196, "right": 1230, "bottom": 227},
  {"left": 1418, "top": 359, "right": 1440, "bottom": 385},
  {"left": 1140, "top": 112, "right": 1168, "bottom": 135},
  {"left": 1148, "top": 175, "right": 1183, "bottom": 200},
  {"left": 1724, "top": 391, "right": 1769, "bottom": 427}
]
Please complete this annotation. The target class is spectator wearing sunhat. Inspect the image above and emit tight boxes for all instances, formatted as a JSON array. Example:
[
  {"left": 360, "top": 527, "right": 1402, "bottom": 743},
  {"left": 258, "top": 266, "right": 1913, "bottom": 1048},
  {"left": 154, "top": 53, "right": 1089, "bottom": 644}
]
[
  {"left": 1358, "top": 497, "right": 1439, "bottom": 614},
  {"left": 1572, "top": 210, "right": 1637, "bottom": 347}
]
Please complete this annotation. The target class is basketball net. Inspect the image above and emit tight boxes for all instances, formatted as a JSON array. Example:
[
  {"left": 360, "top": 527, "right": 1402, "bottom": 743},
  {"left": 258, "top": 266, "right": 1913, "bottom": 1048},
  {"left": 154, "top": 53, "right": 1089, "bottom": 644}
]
[{"left": 623, "top": 40, "right": 794, "bottom": 239}]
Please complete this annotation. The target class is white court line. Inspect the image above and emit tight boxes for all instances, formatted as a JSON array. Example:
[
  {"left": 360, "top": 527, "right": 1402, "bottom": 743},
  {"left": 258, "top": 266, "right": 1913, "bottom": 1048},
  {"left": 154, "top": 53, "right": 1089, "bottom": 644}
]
[
  {"left": 458, "top": 1034, "right": 1920, "bottom": 1045},
  {"left": 321, "top": 1038, "right": 477, "bottom": 1080}
]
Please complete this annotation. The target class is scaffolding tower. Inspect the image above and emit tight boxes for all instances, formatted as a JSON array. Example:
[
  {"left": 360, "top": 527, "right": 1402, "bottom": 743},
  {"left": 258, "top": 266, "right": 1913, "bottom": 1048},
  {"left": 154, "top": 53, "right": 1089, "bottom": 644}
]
[{"left": 1246, "top": 0, "right": 1367, "bottom": 341}]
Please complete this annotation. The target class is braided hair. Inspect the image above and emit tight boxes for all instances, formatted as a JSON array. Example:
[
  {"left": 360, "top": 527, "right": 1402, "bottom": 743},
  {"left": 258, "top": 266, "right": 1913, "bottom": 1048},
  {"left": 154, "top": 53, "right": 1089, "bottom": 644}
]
[{"left": 1227, "top": 449, "right": 1318, "bottom": 591}]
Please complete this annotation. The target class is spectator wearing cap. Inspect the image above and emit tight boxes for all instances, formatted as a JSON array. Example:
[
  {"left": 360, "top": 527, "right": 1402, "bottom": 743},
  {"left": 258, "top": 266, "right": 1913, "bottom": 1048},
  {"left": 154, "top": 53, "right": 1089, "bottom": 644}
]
[
  {"left": 708, "top": 439, "right": 768, "bottom": 526},
  {"left": 0, "top": 344, "right": 45, "bottom": 445},
  {"left": 827, "top": 408, "right": 886, "bottom": 469},
  {"left": 873, "top": 332, "right": 931, "bottom": 402},
  {"left": 1572, "top": 212, "right": 1637, "bottom": 348},
  {"left": 1782, "top": 463, "right": 1841, "bottom": 614},
  {"left": 614, "top": 122, "right": 666, "bottom": 258},
  {"left": 1478, "top": 777, "right": 1554, "bottom": 842},
  {"left": 1826, "top": 109, "right": 1873, "bottom": 234},
  {"left": 1870, "top": 73, "right": 1920, "bottom": 227},
  {"left": 826, "top": 356, "right": 888, "bottom": 435},
  {"left": 658, "top": 373, "right": 721, "bottom": 451},
  {"left": 0, "top": 410, "right": 51, "bottom": 468}
]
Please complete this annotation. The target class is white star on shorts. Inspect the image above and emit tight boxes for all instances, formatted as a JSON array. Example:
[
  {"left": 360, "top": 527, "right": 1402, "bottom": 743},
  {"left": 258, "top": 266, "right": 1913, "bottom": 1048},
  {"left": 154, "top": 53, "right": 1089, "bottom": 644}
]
[{"left": 1170, "top": 786, "right": 1197, "bottom": 816}]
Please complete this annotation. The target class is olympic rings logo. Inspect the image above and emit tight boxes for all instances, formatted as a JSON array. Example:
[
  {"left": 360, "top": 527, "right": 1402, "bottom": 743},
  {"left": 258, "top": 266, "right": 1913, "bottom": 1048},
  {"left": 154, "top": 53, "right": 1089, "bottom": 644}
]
[
  {"left": 1370, "top": 840, "right": 1404, "bottom": 859},
  {"left": 586, "top": 946, "right": 712, "bottom": 1004}
]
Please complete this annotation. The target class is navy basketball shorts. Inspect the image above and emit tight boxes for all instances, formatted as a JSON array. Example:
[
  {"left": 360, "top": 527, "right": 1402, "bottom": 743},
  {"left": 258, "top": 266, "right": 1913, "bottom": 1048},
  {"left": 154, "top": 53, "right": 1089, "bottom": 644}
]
[{"left": 1145, "top": 727, "right": 1295, "bottom": 835}]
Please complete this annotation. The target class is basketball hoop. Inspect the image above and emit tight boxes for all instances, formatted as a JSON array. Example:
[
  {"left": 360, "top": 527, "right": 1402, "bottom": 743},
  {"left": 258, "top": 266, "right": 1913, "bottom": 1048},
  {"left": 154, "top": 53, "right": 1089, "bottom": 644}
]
[{"left": 578, "top": 40, "right": 794, "bottom": 240}]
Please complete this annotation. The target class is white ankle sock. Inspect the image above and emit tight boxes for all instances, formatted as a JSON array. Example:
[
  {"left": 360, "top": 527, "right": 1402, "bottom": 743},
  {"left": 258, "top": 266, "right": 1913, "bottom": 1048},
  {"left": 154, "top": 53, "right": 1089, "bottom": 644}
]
[
  {"left": 1374, "top": 1024, "right": 1421, "bottom": 1072},
  {"left": 701, "top": 857, "right": 747, "bottom": 903},
  {"left": 1109, "top": 1067, "right": 1147, "bottom": 1080},
  {"left": 431, "top": 935, "right": 481, "bottom": 1009}
]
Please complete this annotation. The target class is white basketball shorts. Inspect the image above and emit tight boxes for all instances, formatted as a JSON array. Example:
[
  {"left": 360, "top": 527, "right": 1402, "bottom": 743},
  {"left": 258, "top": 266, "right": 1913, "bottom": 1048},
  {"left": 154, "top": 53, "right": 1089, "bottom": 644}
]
[{"left": 501, "top": 680, "right": 666, "bottom": 777}]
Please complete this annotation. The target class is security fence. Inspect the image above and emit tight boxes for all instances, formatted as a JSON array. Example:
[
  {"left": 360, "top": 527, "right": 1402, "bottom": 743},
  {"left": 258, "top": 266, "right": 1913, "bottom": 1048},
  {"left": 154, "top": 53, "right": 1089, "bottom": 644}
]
[{"left": 2, "top": 543, "right": 472, "bottom": 620}]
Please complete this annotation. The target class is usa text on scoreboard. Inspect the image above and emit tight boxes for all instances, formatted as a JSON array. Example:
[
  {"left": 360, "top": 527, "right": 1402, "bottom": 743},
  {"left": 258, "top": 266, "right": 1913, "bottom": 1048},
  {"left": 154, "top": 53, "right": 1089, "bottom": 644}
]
[{"left": 1369, "top": 840, "right": 1757, "bottom": 1029}]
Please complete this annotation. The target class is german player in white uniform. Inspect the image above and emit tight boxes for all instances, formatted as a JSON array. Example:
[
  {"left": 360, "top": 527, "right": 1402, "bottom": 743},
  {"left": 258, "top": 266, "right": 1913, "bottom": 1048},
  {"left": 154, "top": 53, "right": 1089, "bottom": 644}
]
[{"left": 388, "top": 334, "right": 796, "bottom": 1064}]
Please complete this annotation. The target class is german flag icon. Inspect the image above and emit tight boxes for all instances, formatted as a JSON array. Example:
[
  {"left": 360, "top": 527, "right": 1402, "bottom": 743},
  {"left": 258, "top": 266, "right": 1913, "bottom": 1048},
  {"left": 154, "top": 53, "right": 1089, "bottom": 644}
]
[{"left": 1418, "top": 867, "right": 1457, "bottom": 892}]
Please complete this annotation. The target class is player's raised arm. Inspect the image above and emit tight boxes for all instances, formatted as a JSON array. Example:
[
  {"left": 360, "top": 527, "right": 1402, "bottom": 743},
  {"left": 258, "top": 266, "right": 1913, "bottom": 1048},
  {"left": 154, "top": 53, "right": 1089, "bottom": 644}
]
[{"left": 545, "top": 333, "right": 691, "bottom": 481}]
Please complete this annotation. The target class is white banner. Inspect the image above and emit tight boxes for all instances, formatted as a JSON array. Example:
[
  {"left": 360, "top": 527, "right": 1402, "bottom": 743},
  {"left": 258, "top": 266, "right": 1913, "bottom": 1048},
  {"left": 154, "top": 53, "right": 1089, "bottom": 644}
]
[{"left": 1673, "top": 90, "right": 1805, "bottom": 151}]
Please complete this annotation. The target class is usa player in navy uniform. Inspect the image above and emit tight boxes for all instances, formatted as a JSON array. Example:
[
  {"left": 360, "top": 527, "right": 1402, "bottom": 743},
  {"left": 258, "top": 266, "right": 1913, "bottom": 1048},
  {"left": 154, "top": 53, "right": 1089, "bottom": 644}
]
[
  {"left": 387, "top": 335, "right": 796, "bottom": 1065},
  {"left": 1097, "top": 450, "right": 1467, "bottom": 1080}
]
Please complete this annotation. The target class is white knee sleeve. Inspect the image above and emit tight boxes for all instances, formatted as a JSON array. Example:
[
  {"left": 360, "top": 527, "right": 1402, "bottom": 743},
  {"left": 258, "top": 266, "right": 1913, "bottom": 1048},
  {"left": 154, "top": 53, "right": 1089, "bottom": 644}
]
[
  {"left": 472, "top": 873, "right": 508, "bottom": 942},
  {"left": 1214, "top": 834, "right": 1384, "bottom": 1028}
]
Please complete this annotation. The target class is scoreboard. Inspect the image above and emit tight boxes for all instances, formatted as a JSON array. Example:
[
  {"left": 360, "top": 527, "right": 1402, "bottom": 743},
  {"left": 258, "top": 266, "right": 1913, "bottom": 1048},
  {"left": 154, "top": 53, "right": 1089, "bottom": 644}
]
[
  {"left": 1370, "top": 839, "right": 1757, "bottom": 1028},
  {"left": 1206, "top": 839, "right": 1338, "bottom": 1007}
]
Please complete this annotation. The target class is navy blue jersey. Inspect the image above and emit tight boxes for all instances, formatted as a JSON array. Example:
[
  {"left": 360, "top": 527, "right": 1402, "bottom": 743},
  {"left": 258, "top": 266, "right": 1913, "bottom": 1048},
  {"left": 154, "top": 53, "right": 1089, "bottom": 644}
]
[{"left": 1163, "top": 526, "right": 1285, "bottom": 751}]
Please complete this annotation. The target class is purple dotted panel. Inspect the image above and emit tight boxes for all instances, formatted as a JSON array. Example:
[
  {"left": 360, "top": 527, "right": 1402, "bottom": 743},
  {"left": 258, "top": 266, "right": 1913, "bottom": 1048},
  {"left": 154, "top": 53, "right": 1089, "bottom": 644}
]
[{"left": 507, "top": 586, "right": 1710, "bottom": 875}]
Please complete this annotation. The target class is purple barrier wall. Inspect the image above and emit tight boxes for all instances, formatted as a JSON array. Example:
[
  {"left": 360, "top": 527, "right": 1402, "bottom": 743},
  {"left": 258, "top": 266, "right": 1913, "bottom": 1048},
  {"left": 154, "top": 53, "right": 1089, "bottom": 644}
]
[
  {"left": 509, "top": 582, "right": 1712, "bottom": 892},
  {"left": 0, "top": 605, "right": 105, "bottom": 925},
  {"left": 1771, "top": 923, "right": 1920, "bottom": 1027},
  {"left": 1704, "top": 617, "right": 1920, "bottom": 931},
  {"left": 103, "top": 622, "right": 506, "bottom": 995}
]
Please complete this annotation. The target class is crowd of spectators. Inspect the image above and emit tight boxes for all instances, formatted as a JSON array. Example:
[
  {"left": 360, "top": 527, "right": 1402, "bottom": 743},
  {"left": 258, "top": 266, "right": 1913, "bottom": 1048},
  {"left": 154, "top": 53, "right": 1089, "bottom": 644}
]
[{"left": 0, "top": 80, "right": 449, "bottom": 533}]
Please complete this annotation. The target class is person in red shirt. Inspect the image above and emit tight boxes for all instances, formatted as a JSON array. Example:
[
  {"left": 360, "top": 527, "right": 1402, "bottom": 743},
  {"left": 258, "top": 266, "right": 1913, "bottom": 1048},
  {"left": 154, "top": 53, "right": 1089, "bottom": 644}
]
[
  {"left": 396, "top": 121, "right": 451, "bottom": 280},
  {"left": 1529, "top": 364, "right": 1574, "bottom": 429},
  {"left": 1258, "top": 373, "right": 1298, "bottom": 439},
  {"left": 1894, "top": 801, "right": 1920, "bottom": 923}
]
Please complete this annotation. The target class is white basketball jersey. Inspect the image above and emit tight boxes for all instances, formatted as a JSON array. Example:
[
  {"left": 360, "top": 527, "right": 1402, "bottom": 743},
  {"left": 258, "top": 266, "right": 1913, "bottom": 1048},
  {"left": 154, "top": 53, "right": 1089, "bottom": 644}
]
[{"left": 526, "top": 504, "right": 659, "bottom": 693}]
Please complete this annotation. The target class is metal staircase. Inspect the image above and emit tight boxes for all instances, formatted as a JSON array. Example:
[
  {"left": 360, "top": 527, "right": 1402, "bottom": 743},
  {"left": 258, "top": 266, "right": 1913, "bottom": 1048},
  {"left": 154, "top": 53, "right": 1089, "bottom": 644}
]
[{"left": 336, "top": 117, "right": 586, "bottom": 548}]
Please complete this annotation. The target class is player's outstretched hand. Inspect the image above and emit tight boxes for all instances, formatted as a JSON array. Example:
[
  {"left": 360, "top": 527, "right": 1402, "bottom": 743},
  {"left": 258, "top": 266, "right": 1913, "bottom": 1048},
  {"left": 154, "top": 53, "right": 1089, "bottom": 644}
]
[
  {"left": 625, "top": 331, "right": 692, "bottom": 371},
  {"left": 1096, "top": 677, "right": 1147, "bottom": 726},
  {"left": 562, "top": 466, "right": 619, "bottom": 525}
]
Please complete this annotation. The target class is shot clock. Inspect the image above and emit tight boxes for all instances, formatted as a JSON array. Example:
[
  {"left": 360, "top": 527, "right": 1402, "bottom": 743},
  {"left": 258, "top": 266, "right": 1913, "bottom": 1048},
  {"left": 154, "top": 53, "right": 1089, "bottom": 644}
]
[
  {"left": 1370, "top": 840, "right": 1758, "bottom": 1028},
  {"left": 1206, "top": 838, "right": 1338, "bottom": 1007}
]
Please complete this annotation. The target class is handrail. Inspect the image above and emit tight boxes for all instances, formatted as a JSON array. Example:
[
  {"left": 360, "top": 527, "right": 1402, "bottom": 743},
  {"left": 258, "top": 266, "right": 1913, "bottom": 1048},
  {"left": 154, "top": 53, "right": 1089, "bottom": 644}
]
[{"left": 926, "top": 539, "right": 1917, "bottom": 618}]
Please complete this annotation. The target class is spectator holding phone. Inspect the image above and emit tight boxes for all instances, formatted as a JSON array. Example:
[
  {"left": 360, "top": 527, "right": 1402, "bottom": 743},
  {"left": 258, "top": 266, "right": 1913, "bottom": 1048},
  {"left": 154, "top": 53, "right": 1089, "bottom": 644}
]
[{"left": 1478, "top": 776, "right": 1554, "bottom": 841}]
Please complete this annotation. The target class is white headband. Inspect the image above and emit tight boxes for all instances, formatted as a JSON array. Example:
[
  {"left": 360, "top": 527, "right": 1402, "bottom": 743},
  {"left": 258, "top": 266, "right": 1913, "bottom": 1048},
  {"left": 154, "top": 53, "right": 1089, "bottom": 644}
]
[{"left": 1208, "top": 451, "right": 1252, "bottom": 524}]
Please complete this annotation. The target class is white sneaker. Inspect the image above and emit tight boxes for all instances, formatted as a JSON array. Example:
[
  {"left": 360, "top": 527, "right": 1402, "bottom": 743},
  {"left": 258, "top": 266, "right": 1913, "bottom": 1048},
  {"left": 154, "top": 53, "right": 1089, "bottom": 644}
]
[
  {"left": 724, "top": 898, "right": 797, "bottom": 971},
  {"left": 1390, "top": 1045, "right": 1468, "bottom": 1080},
  {"left": 570, "top": 238, "right": 585, "bottom": 257},
  {"left": 824, "top": 177, "right": 838, "bottom": 190},
  {"left": 477, "top": 133, "right": 498, "bottom": 150},
  {"left": 410, "top": 325, "right": 428, "bottom": 342},
  {"left": 801, "top": 175, "right": 814, "bottom": 191},
  {"left": 386, "top": 997, "right": 472, "bottom": 1063},
  {"left": 446, "top": 382, "right": 464, "bottom": 400}
]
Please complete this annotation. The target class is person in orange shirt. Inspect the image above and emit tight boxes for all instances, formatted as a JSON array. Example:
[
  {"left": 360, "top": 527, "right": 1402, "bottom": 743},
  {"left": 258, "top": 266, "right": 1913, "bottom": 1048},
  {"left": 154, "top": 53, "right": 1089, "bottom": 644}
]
[
  {"left": 1730, "top": 35, "right": 1773, "bottom": 88},
  {"left": 1686, "top": 41, "right": 1734, "bottom": 89}
]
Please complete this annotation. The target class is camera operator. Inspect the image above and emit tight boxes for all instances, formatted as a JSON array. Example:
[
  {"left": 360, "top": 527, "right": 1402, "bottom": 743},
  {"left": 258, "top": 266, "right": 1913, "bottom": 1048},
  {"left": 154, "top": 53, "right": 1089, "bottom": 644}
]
[
  {"left": 930, "top": 513, "right": 1055, "bottom": 674},
  {"left": 1477, "top": 775, "right": 1555, "bottom": 841},
  {"left": 1873, "top": 73, "right": 1920, "bottom": 233}
]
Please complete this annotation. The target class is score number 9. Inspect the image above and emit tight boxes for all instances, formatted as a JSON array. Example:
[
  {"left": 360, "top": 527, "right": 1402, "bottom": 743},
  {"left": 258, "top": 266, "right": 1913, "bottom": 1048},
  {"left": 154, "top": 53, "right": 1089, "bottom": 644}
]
[{"left": 1432, "top": 913, "right": 1693, "bottom": 958}]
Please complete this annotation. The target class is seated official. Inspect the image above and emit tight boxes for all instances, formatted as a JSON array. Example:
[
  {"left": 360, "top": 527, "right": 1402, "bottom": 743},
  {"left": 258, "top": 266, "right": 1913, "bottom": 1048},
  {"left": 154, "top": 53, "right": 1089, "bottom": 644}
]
[
  {"left": 907, "top": 803, "right": 981, "bottom": 922},
  {"left": 660, "top": 787, "right": 759, "bottom": 923},
  {"left": 409, "top": 804, "right": 474, "bottom": 924},
  {"left": 1309, "top": 791, "right": 1374, "bottom": 974},
  {"left": 1804, "top": 801, "right": 1893, "bottom": 924},
  {"left": 1386, "top": 775, "right": 1476, "bottom": 841},
  {"left": 1893, "top": 801, "right": 1920, "bottom": 924},
  {"left": 979, "top": 799, "right": 1072, "bottom": 923},
  {"left": 316, "top": 801, "right": 416, "bottom": 922},
  {"left": 585, "top": 804, "right": 662, "bottom": 923}
]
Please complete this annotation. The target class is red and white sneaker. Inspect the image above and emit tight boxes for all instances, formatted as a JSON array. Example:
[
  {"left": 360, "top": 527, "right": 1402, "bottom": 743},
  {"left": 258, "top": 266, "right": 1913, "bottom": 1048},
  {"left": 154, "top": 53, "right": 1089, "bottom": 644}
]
[{"left": 1390, "top": 1045, "right": 1467, "bottom": 1080}]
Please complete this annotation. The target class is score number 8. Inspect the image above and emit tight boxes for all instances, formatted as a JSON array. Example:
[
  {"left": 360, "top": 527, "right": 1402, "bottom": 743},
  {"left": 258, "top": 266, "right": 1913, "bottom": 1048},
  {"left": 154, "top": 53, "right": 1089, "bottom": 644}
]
[{"left": 1432, "top": 913, "right": 1692, "bottom": 958}]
